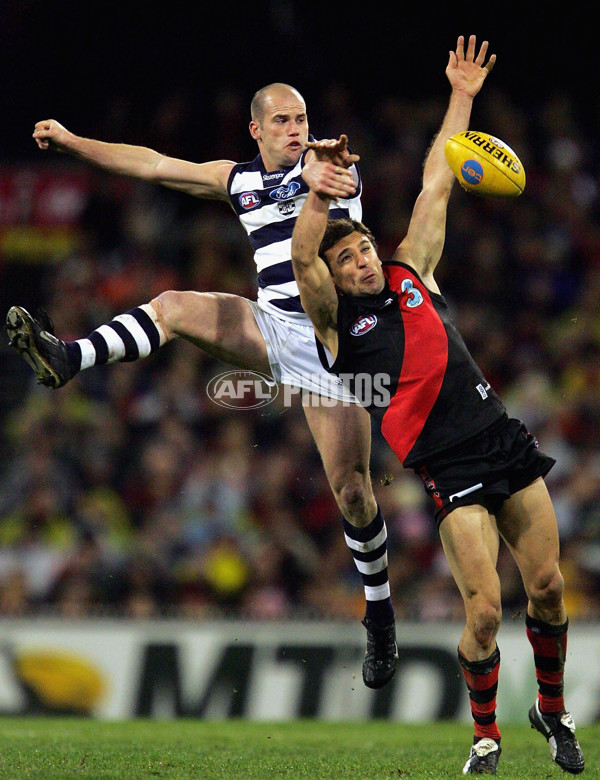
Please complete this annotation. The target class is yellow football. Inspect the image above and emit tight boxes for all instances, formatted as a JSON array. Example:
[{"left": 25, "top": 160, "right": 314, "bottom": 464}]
[{"left": 444, "top": 131, "right": 526, "bottom": 198}]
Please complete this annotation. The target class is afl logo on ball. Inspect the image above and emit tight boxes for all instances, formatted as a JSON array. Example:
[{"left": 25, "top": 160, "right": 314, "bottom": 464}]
[{"left": 350, "top": 314, "right": 377, "bottom": 336}]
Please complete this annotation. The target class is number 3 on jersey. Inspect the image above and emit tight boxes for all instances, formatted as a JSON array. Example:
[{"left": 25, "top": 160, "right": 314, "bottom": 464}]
[{"left": 401, "top": 278, "right": 424, "bottom": 308}]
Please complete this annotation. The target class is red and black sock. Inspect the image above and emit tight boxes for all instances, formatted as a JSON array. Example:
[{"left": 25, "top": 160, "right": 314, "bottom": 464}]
[
  {"left": 526, "top": 614, "right": 568, "bottom": 713},
  {"left": 458, "top": 646, "right": 501, "bottom": 743}
]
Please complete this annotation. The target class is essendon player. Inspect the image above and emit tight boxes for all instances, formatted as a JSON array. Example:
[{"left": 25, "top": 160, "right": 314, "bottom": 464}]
[{"left": 291, "top": 36, "right": 584, "bottom": 777}]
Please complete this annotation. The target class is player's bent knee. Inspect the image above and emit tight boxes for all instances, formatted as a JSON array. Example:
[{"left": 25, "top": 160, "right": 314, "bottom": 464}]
[
  {"left": 467, "top": 600, "right": 502, "bottom": 648},
  {"left": 328, "top": 472, "right": 376, "bottom": 526},
  {"left": 529, "top": 568, "right": 564, "bottom": 610},
  {"left": 150, "top": 290, "right": 190, "bottom": 339},
  {"left": 336, "top": 476, "right": 372, "bottom": 510},
  {"left": 152, "top": 289, "right": 182, "bottom": 315}
]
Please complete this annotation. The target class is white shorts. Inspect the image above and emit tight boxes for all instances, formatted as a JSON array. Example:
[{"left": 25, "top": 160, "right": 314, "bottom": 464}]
[{"left": 246, "top": 299, "right": 357, "bottom": 402}]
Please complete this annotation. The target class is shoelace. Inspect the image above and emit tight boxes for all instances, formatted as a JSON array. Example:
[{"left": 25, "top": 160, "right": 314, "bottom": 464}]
[
  {"left": 544, "top": 711, "right": 576, "bottom": 740},
  {"left": 36, "top": 306, "right": 56, "bottom": 334}
]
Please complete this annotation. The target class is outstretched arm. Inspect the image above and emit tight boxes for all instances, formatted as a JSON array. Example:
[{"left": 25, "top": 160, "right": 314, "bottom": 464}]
[
  {"left": 291, "top": 136, "right": 357, "bottom": 356},
  {"left": 32, "top": 119, "right": 234, "bottom": 201},
  {"left": 393, "top": 35, "right": 495, "bottom": 287}
]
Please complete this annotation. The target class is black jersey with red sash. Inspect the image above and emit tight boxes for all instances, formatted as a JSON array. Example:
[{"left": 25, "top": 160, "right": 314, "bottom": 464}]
[{"left": 316, "top": 260, "right": 506, "bottom": 468}]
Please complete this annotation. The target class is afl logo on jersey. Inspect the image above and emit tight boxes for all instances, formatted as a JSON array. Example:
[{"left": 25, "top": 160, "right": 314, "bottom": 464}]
[
  {"left": 269, "top": 181, "right": 301, "bottom": 201},
  {"left": 350, "top": 314, "right": 378, "bottom": 336},
  {"left": 239, "top": 191, "right": 261, "bottom": 210}
]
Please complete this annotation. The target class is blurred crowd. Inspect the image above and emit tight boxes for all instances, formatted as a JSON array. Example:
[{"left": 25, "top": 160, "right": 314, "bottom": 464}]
[{"left": 1, "top": 79, "right": 600, "bottom": 624}]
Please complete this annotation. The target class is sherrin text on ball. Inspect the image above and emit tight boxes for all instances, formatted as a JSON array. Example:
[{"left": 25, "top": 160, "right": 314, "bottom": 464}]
[{"left": 444, "top": 130, "right": 526, "bottom": 198}]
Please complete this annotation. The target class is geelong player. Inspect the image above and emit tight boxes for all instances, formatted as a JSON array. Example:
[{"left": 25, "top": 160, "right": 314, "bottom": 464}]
[
  {"left": 290, "top": 36, "right": 584, "bottom": 776},
  {"left": 7, "top": 88, "right": 399, "bottom": 686}
]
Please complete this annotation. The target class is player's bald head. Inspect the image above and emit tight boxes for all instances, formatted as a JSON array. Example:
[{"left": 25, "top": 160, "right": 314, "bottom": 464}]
[{"left": 250, "top": 83, "right": 306, "bottom": 125}]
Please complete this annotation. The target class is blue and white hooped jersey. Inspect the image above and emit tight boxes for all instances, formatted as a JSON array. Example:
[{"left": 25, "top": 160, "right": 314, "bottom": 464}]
[{"left": 227, "top": 144, "right": 362, "bottom": 321}]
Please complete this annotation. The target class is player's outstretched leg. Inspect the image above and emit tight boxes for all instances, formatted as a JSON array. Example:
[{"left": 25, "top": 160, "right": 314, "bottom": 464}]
[{"left": 7, "top": 303, "right": 165, "bottom": 388}]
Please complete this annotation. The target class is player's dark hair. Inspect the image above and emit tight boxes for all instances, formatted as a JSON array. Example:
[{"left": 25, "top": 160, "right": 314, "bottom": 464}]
[{"left": 319, "top": 219, "right": 377, "bottom": 267}]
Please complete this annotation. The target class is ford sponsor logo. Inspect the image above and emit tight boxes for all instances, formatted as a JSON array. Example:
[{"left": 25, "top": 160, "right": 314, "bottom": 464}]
[{"left": 269, "top": 181, "right": 301, "bottom": 201}]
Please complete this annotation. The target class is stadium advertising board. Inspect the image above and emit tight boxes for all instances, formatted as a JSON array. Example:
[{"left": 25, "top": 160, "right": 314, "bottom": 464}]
[{"left": 0, "top": 620, "right": 598, "bottom": 724}]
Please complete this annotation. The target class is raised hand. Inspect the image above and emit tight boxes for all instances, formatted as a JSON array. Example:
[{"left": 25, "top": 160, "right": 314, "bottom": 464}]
[
  {"left": 306, "top": 134, "right": 360, "bottom": 168},
  {"left": 32, "top": 119, "right": 74, "bottom": 152},
  {"left": 303, "top": 135, "right": 358, "bottom": 200},
  {"left": 446, "top": 35, "right": 496, "bottom": 97}
]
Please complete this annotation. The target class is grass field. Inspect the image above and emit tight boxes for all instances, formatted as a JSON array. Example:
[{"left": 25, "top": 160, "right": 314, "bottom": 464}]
[{"left": 0, "top": 718, "right": 597, "bottom": 779}]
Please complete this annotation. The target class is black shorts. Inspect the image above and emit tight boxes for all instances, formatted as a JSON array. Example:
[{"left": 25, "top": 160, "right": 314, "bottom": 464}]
[{"left": 415, "top": 415, "right": 556, "bottom": 526}]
